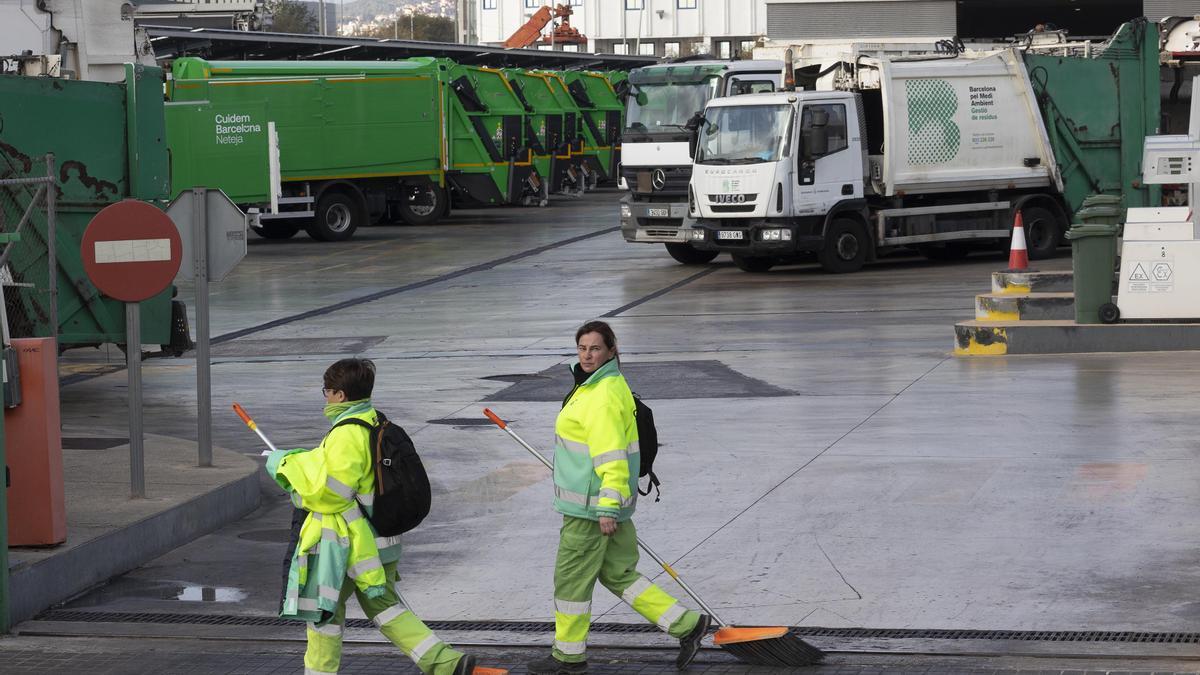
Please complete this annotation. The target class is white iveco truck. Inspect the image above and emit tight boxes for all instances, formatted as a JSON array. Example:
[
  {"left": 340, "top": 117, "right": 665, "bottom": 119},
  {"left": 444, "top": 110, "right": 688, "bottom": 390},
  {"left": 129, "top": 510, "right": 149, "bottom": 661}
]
[
  {"left": 618, "top": 59, "right": 783, "bottom": 264},
  {"left": 684, "top": 49, "right": 1070, "bottom": 273}
]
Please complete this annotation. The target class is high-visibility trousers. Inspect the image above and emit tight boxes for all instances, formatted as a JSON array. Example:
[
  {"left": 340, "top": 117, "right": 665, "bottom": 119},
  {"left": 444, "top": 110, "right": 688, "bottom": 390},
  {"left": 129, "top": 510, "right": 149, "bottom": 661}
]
[
  {"left": 304, "top": 561, "right": 466, "bottom": 675},
  {"left": 551, "top": 515, "right": 700, "bottom": 663}
]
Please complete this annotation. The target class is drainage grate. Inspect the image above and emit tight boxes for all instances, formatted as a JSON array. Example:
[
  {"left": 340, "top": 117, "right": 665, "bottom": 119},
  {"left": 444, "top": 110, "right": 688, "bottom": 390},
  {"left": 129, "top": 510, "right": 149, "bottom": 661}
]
[
  {"left": 32, "top": 611, "right": 1200, "bottom": 644},
  {"left": 62, "top": 437, "right": 128, "bottom": 450},
  {"left": 790, "top": 626, "right": 1200, "bottom": 644},
  {"left": 33, "top": 611, "right": 657, "bottom": 634}
]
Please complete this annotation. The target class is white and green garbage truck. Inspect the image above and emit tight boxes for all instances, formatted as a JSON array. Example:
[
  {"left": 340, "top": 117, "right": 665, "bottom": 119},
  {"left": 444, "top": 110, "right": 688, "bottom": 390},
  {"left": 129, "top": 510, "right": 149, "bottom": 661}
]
[
  {"left": 617, "top": 59, "right": 783, "bottom": 264},
  {"left": 676, "top": 19, "right": 1160, "bottom": 273}
]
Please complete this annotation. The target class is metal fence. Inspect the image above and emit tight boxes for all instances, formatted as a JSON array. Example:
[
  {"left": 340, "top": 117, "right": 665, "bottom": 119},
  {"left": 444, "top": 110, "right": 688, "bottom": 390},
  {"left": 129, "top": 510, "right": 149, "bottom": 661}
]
[{"left": 0, "top": 154, "right": 58, "bottom": 343}]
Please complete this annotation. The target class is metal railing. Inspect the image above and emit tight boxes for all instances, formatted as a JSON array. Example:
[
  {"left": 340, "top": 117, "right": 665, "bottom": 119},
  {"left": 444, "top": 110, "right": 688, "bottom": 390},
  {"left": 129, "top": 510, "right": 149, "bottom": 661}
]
[{"left": 0, "top": 154, "right": 58, "bottom": 342}]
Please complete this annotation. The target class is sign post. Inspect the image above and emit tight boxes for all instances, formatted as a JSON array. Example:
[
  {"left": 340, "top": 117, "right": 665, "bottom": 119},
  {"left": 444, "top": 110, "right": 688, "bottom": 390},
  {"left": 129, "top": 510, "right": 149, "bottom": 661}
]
[
  {"left": 81, "top": 200, "right": 183, "bottom": 498},
  {"left": 167, "top": 188, "right": 247, "bottom": 468}
]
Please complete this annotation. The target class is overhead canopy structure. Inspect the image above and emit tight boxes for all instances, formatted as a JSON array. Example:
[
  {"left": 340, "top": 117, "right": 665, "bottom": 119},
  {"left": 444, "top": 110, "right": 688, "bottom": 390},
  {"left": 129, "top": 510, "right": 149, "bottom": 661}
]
[{"left": 144, "top": 25, "right": 657, "bottom": 70}]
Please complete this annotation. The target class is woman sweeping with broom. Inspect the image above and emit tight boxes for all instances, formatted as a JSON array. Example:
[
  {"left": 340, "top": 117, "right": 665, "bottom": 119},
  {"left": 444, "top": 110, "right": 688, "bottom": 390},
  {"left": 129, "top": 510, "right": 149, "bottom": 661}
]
[{"left": 526, "top": 320, "right": 710, "bottom": 675}]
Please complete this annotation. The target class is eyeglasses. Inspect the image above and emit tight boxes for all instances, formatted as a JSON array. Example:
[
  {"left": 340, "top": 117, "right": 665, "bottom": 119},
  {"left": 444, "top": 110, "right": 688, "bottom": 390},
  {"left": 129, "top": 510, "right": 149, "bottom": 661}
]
[{"left": 321, "top": 387, "right": 335, "bottom": 397}]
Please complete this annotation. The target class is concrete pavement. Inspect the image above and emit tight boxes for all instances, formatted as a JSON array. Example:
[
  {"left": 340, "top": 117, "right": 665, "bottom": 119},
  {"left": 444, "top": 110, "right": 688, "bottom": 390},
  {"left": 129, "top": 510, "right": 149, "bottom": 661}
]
[{"left": 15, "top": 189, "right": 1200, "bottom": 670}]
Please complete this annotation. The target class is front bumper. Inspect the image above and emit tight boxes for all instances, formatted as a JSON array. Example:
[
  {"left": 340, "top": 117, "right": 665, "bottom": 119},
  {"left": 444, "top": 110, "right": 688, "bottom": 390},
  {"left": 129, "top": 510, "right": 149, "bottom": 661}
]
[
  {"left": 688, "top": 218, "right": 823, "bottom": 254},
  {"left": 619, "top": 194, "right": 691, "bottom": 243}
]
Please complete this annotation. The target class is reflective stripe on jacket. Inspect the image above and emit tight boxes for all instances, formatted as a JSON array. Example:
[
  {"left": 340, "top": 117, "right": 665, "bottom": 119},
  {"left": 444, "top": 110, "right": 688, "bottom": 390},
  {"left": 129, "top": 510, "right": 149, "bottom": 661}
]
[
  {"left": 553, "top": 359, "right": 640, "bottom": 522},
  {"left": 266, "top": 401, "right": 404, "bottom": 623}
]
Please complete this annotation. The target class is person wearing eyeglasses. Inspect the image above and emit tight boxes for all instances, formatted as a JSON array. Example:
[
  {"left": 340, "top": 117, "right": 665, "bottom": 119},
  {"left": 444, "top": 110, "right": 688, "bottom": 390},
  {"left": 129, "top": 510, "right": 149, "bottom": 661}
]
[{"left": 266, "top": 358, "right": 483, "bottom": 675}]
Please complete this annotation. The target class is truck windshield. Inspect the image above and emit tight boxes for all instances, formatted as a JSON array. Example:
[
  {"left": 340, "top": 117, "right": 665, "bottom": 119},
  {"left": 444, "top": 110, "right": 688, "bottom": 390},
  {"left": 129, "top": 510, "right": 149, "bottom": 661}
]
[
  {"left": 695, "top": 104, "right": 792, "bottom": 165},
  {"left": 625, "top": 78, "right": 718, "bottom": 136}
]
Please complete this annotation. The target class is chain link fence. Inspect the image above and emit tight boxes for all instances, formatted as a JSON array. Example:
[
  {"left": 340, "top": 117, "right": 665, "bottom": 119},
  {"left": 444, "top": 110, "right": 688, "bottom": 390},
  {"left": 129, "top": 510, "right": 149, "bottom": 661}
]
[{"left": 0, "top": 153, "right": 58, "bottom": 342}]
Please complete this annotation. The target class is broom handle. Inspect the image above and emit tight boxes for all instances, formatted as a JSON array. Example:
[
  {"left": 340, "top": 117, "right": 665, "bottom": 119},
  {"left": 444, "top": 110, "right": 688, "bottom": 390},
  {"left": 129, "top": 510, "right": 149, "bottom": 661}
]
[
  {"left": 483, "top": 408, "right": 727, "bottom": 627},
  {"left": 233, "top": 402, "right": 279, "bottom": 456}
]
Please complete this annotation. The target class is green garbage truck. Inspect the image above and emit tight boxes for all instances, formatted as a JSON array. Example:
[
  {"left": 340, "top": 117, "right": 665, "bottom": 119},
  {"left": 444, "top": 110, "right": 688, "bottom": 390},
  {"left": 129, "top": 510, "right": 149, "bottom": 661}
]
[
  {"left": 0, "top": 64, "right": 188, "bottom": 352},
  {"left": 167, "top": 57, "right": 543, "bottom": 242},
  {"left": 504, "top": 68, "right": 579, "bottom": 199},
  {"left": 561, "top": 71, "right": 625, "bottom": 188}
]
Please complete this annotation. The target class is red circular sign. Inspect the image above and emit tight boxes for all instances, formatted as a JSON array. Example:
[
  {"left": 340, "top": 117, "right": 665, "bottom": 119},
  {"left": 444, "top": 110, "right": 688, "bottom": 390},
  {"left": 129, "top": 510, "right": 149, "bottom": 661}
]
[{"left": 81, "top": 199, "right": 182, "bottom": 302}]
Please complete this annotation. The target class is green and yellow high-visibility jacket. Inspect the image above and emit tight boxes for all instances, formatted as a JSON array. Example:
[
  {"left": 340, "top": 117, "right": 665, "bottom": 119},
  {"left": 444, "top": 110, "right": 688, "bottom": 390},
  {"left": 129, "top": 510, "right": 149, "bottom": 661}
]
[
  {"left": 553, "top": 359, "right": 640, "bottom": 522},
  {"left": 266, "top": 401, "right": 403, "bottom": 624}
]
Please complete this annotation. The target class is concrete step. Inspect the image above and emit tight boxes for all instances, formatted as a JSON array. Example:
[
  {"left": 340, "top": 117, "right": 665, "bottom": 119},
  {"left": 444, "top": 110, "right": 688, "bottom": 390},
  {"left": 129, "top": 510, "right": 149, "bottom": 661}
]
[
  {"left": 954, "top": 319, "right": 1200, "bottom": 355},
  {"left": 975, "top": 292, "right": 1074, "bottom": 321},
  {"left": 991, "top": 270, "right": 1074, "bottom": 295}
]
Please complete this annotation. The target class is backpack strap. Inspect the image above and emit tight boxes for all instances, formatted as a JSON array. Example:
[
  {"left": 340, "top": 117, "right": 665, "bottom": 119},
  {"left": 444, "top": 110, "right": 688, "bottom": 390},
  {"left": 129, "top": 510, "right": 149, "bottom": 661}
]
[
  {"left": 332, "top": 417, "right": 373, "bottom": 431},
  {"left": 638, "top": 470, "right": 661, "bottom": 502}
]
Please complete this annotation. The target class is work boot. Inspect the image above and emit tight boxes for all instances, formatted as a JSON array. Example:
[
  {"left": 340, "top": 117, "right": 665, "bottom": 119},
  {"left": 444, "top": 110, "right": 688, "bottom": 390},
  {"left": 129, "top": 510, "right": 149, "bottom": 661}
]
[
  {"left": 676, "top": 613, "right": 712, "bottom": 670},
  {"left": 452, "top": 654, "right": 477, "bottom": 675},
  {"left": 526, "top": 655, "right": 588, "bottom": 674}
]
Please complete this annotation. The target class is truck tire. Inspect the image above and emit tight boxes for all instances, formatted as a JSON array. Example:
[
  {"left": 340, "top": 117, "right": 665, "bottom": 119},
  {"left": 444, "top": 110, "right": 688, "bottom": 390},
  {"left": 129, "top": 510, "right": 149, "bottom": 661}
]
[
  {"left": 398, "top": 184, "right": 446, "bottom": 225},
  {"left": 732, "top": 254, "right": 774, "bottom": 273},
  {"left": 251, "top": 223, "right": 300, "bottom": 240},
  {"left": 1021, "top": 205, "right": 1062, "bottom": 260},
  {"left": 819, "top": 218, "right": 868, "bottom": 273},
  {"left": 307, "top": 191, "right": 362, "bottom": 242},
  {"left": 665, "top": 243, "right": 719, "bottom": 265}
]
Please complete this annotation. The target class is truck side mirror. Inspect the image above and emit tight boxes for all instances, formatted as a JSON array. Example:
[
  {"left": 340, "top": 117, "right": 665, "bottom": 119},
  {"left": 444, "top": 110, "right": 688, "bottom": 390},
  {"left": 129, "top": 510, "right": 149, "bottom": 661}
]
[{"left": 635, "top": 90, "right": 648, "bottom": 106}]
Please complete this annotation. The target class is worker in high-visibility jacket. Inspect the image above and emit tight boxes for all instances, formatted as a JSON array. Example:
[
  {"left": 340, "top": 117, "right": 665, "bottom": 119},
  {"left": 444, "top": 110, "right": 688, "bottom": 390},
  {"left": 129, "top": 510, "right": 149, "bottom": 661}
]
[
  {"left": 527, "top": 321, "right": 711, "bottom": 675},
  {"left": 267, "top": 358, "right": 480, "bottom": 675}
]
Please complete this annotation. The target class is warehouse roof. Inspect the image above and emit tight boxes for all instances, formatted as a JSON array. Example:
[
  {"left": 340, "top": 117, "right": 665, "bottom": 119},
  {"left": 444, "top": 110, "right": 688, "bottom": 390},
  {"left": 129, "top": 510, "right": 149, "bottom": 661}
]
[{"left": 145, "top": 25, "right": 658, "bottom": 70}]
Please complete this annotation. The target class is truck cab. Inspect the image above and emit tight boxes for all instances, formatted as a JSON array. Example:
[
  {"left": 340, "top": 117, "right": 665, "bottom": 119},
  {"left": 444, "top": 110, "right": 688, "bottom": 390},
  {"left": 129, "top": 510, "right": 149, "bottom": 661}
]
[
  {"left": 618, "top": 59, "right": 783, "bottom": 264},
  {"left": 687, "top": 90, "right": 870, "bottom": 272}
]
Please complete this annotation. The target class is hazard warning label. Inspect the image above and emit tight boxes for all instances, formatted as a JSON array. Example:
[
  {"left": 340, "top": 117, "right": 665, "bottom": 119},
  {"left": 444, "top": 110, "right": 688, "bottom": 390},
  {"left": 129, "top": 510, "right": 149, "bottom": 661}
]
[{"left": 1126, "top": 261, "right": 1173, "bottom": 293}]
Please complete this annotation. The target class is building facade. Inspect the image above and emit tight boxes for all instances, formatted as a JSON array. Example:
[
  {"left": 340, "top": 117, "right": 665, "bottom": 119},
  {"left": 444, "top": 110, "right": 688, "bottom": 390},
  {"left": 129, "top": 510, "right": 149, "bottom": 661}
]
[{"left": 469, "top": 0, "right": 1200, "bottom": 54}]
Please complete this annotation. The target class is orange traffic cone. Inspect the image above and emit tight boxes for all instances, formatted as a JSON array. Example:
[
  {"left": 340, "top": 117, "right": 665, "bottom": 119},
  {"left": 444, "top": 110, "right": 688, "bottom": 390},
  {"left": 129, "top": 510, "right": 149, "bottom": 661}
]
[{"left": 1007, "top": 211, "right": 1029, "bottom": 271}]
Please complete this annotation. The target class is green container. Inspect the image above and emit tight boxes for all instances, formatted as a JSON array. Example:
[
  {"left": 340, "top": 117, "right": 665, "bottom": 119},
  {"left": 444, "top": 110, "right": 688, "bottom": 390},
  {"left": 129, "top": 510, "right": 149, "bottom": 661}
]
[
  {"left": 1066, "top": 223, "right": 1119, "bottom": 324},
  {"left": 1075, "top": 194, "right": 1125, "bottom": 227},
  {"left": 0, "top": 64, "right": 178, "bottom": 349}
]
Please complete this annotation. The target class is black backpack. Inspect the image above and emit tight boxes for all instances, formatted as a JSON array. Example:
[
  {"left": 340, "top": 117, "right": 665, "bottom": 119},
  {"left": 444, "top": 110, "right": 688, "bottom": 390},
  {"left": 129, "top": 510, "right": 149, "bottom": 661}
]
[
  {"left": 334, "top": 411, "right": 431, "bottom": 536},
  {"left": 633, "top": 395, "right": 662, "bottom": 502}
]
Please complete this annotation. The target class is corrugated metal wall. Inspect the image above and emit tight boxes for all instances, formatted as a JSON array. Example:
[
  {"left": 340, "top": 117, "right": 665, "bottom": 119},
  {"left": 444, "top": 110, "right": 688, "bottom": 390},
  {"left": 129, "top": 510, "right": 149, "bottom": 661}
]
[
  {"left": 766, "top": 1, "right": 956, "bottom": 40},
  {"left": 1145, "top": 1, "right": 1200, "bottom": 19}
]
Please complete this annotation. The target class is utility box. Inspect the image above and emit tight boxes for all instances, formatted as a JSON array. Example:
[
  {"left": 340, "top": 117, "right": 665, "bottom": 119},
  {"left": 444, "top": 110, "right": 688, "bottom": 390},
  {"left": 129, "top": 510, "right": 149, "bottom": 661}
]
[{"left": 4, "top": 337, "right": 65, "bottom": 546}]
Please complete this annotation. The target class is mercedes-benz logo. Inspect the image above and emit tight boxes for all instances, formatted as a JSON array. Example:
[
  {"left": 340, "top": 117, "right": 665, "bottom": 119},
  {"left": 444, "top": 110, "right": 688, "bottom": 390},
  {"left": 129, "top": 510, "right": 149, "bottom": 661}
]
[{"left": 651, "top": 169, "right": 667, "bottom": 191}]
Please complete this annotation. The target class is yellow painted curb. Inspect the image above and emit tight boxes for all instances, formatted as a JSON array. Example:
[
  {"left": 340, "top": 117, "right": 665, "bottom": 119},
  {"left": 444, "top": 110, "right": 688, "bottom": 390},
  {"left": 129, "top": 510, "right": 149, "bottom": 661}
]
[{"left": 954, "top": 327, "right": 1008, "bottom": 356}]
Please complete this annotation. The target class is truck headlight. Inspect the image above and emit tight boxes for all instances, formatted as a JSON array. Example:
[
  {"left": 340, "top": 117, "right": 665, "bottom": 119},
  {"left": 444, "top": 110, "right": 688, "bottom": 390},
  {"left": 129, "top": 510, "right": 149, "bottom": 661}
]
[
  {"left": 760, "top": 229, "right": 792, "bottom": 241},
  {"left": 691, "top": 229, "right": 705, "bottom": 241},
  {"left": 620, "top": 203, "right": 631, "bottom": 218}
]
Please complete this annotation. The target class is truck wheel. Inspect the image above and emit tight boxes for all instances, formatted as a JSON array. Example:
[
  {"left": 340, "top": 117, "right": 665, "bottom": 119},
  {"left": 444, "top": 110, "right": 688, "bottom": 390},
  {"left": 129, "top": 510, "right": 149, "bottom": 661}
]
[
  {"left": 1021, "top": 205, "right": 1061, "bottom": 260},
  {"left": 732, "top": 254, "right": 774, "bottom": 273},
  {"left": 665, "top": 243, "right": 719, "bottom": 265},
  {"left": 398, "top": 184, "right": 446, "bottom": 225},
  {"left": 307, "top": 191, "right": 361, "bottom": 242},
  {"left": 251, "top": 223, "right": 300, "bottom": 240},
  {"left": 819, "top": 218, "right": 868, "bottom": 273}
]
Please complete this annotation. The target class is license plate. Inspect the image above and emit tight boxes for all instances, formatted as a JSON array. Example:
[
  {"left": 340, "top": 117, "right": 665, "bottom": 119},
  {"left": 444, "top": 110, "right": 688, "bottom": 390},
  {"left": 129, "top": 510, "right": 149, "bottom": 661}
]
[
  {"left": 717, "top": 230, "right": 744, "bottom": 240},
  {"left": 646, "top": 207, "right": 669, "bottom": 217}
]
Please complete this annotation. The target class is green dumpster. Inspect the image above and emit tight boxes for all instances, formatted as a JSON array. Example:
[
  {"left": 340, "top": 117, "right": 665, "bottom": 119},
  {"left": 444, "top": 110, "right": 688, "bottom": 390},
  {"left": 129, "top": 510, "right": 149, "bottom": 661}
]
[
  {"left": 1066, "top": 223, "right": 1120, "bottom": 324},
  {"left": 1075, "top": 194, "right": 1125, "bottom": 226}
]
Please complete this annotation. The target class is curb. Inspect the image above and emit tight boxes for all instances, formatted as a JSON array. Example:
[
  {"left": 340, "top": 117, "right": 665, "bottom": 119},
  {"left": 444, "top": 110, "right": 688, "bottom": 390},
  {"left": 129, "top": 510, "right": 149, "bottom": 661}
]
[{"left": 8, "top": 467, "right": 260, "bottom": 625}]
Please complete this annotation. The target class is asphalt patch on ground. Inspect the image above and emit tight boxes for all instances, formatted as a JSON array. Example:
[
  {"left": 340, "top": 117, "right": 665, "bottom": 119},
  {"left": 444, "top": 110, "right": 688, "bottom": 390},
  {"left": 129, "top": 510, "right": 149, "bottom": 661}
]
[{"left": 486, "top": 360, "right": 793, "bottom": 401}]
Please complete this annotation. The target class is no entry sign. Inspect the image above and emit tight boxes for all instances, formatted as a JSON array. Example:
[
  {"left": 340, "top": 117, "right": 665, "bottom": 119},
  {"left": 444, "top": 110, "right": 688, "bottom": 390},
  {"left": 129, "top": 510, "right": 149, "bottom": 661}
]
[{"left": 81, "top": 199, "right": 183, "bottom": 302}]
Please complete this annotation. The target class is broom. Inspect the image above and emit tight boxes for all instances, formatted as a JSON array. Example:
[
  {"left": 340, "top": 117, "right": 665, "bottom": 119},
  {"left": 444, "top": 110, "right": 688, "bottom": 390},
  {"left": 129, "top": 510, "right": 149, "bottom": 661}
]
[{"left": 482, "top": 408, "right": 823, "bottom": 667}]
